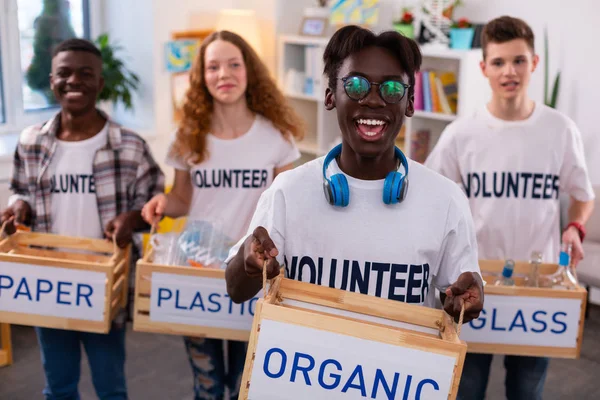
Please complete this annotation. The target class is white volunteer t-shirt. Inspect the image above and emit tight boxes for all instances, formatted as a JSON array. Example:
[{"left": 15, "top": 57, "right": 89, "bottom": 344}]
[
  {"left": 166, "top": 114, "right": 301, "bottom": 241},
  {"left": 49, "top": 123, "right": 109, "bottom": 238},
  {"left": 425, "top": 103, "right": 595, "bottom": 263},
  {"left": 227, "top": 156, "right": 480, "bottom": 308}
]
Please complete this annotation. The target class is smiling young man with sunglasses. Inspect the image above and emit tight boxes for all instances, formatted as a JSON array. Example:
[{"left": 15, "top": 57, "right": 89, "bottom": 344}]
[{"left": 225, "top": 25, "right": 484, "bottom": 324}]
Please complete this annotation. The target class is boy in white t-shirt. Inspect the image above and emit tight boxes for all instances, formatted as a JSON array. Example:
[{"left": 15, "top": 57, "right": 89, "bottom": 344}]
[
  {"left": 225, "top": 26, "right": 484, "bottom": 329},
  {"left": 425, "top": 16, "right": 595, "bottom": 400}
]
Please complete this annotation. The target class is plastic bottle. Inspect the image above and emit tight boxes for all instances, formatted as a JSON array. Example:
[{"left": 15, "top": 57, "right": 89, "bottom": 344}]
[
  {"left": 494, "top": 259, "right": 516, "bottom": 286},
  {"left": 550, "top": 243, "right": 579, "bottom": 289}
]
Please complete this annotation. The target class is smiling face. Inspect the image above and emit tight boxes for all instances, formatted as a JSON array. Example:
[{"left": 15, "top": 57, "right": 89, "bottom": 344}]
[
  {"left": 50, "top": 50, "right": 104, "bottom": 115},
  {"left": 204, "top": 39, "right": 248, "bottom": 105},
  {"left": 325, "top": 46, "right": 414, "bottom": 159},
  {"left": 480, "top": 39, "right": 538, "bottom": 101}
]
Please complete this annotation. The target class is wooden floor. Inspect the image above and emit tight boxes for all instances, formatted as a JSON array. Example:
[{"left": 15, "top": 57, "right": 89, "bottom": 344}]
[{"left": 1, "top": 306, "right": 600, "bottom": 399}]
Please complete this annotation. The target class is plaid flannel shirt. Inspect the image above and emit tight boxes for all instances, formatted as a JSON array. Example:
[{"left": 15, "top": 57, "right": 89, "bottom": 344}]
[
  {"left": 8, "top": 109, "right": 164, "bottom": 232},
  {"left": 8, "top": 109, "right": 165, "bottom": 324}
]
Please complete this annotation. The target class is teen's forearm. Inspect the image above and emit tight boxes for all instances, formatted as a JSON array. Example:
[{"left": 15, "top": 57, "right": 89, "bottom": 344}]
[
  {"left": 568, "top": 198, "right": 595, "bottom": 225},
  {"left": 225, "top": 246, "right": 263, "bottom": 304},
  {"left": 121, "top": 210, "right": 150, "bottom": 232},
  {"left": 163, "top": 192, "right": 191, "bottom": 219}
]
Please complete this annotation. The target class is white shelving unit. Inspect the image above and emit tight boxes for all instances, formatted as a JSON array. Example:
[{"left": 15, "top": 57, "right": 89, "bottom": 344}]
[
  {"left": 277, "top": 35, "right": 491, "bottom": 162},
  {"left": 404, "top": 45, "right": 491, "bottom": 160}
]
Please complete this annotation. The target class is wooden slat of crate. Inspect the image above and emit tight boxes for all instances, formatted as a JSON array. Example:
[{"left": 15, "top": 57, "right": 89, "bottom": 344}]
[
  {"left": 133, "top": 256, "right": 254, "bottom": 341},
  {"left": 239, "top": 277, "right": 467, "bottom": 400},
  {"left": 8, "top": 232, "right": 115, "bottom": 254},
  {"left": 279, "top": 278, "right": 444, "bottom": 331},
  {"left": 464, "top": 259, "right": 587, "bottom": 358},
  {"left": 0, "top": 232, "right": 129, "bottom": 334},
  {"left": 0, "top": 323, "right": 12, "bottom": 367}
]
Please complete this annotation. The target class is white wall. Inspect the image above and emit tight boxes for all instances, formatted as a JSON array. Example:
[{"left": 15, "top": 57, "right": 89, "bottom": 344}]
[{"left": 102, "top": 0, "right": 156, "bottom": 136}]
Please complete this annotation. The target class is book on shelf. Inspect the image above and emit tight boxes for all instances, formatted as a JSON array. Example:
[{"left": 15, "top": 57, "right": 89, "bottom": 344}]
[{"left": 413, "top": 70, "right": 457, "bottom": 115}]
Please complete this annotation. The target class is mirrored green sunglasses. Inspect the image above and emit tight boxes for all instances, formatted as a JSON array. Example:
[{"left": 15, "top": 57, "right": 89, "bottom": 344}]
[{"left": 341, "top": 75, "right": 410, "bottom": 104}]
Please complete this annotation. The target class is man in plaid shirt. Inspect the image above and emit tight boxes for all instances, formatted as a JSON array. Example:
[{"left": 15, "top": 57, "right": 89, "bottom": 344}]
[{"left": 0, "top": 38, "right": 164, "bottom": 399}]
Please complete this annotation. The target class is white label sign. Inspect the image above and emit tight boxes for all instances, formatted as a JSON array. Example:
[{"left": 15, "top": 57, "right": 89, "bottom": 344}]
[
  {"left": 0, "top": 261, "right": 106, "bottom": 321},
  {"left": 248, "top": 319, "right": 457, "bottom": 400},
  {"left": 149, "top": 272, "right": 261, "bottom": 330},
  {"left": 460, "top": 294, "right": 582, "bottom": 347}
]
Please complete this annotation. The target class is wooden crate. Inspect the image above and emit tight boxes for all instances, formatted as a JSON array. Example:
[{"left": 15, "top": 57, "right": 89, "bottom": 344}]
[
  {"left": 133, "top": 248, "right": 261, "bottom": 341},
  {"left": 460, "top": 260, "right": 587, "bottom": 359},
  {"left": 0, "top": 323, "right": 12, "bottom": 367},
  {"left": 0, "top": 231, "right": 129, "bottom": 334},
  {"left": 240, "top": 276, "right": 467, "bottom": 400}
]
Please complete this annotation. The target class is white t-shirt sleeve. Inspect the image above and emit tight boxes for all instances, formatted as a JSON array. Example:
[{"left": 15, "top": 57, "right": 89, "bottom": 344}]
[
  {"left": 424, "top": 124, "right": 462, "bottom": 184},
  {"left": 275, "top": 134, "right": 301, "bottom": 168},
  {"left": 560, "top": 122, "right": 595, "bottom": 201},
  {"left": 432, "top": 188, "right": 481, "bottom": 291},
  {"left": 225, "top": 183, "right": 287, "bottom": 266},
  {"left": 164, "top": 135, "right": 191, "bottom": 172}
]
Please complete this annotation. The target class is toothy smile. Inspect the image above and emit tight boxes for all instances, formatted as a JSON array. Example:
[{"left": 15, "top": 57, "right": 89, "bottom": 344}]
[{"left": 355, "top": 118, "right": 388, "bottom": 140}]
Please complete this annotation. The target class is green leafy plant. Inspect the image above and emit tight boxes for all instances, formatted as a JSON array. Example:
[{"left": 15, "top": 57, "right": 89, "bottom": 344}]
[
  {"left": 95, "top": 33, "right": 140, "bottom": 111},
  {"left": 544, "top": 27, "right": 561, "bottom": 109}
]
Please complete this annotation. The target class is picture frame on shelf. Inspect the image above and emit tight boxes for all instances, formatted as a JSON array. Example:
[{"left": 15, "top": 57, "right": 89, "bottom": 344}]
[{"left": 299, "top": 17, "right": 328, "bottom": 37}]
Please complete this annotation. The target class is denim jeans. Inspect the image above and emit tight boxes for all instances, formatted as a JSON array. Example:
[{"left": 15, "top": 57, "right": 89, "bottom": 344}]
[
  {"left": 35, "top": 324, "right": 127, "bottom": 400},
  {"left": 457, "top": 353, "right": 549, "bottom": 400},
  {"left": 184, "top": 337, "right": 247, "bottom": 400}
]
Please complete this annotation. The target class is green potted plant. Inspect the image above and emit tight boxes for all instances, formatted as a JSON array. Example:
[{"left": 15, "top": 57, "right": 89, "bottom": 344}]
[
  {"left": 95, "top": 33, "right": 140, "bottom": 112},
  {"left": 393, "top": 8, "right": 415, "bottom": 38},
  {"left": 449, "top": 17, "right": 474, "bottom": 50}
]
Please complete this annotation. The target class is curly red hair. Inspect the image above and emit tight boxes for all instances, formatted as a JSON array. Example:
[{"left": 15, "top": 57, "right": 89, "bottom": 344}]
[{"left": 170, "top": 30, "right": 304, "bottom": 165}]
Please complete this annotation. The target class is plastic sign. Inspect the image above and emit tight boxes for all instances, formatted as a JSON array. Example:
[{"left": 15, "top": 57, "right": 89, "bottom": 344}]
[
  {"left": 247, "top": 319, "right": 456, "bottom": 399},
  {"left": 460, "top": 294, "right": 582, "bottom": 347},
  {"left": 150, "top": 272, "right": 260, "bottom": 330},
  {"left": 0, "top": 261, "right": 106, "bottom": 321}
]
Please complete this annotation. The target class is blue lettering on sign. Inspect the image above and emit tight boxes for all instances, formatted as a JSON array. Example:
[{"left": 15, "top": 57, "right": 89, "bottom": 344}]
[
  {"left": 0, "top": 275, "right": 94, "bottom": 307},
  {"left": 155, "top": 287, "right": 258, "bottom": 316},
  {"left": 468, "top": 308, "right": 569, "bottom": 334},
  {"left": 261, "top": 347, "right": 440, "bottom": 399}
]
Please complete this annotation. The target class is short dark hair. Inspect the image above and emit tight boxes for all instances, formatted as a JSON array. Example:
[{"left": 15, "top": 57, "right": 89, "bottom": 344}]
[
  {"left": 52, "top": 38, "right": 102, "bottom": 59},
  {"left": 481, "top": 16, "right": 535, "bottom": 59},
  {"left": 323, "top": 25, "right": 422, "bottom": 97}
]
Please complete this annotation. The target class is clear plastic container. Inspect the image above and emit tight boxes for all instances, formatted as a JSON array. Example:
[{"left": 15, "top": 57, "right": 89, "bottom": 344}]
[{"left": 177, "top": 220, "right": 235, "bottom": 269}]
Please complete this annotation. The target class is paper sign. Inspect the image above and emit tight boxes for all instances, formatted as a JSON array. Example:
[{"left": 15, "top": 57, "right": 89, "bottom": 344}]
[
  {"left": 0, "top": 261, "right": 106, "bottom": 321},
  {"left": 460, "top": 294, "right": 582, "bottom": 347},
  {"left": 150, "top": 272, "right": 261, "bottom": 331},
  {"left": 248, "top": 319, "right": 456, "bottom": 399}
]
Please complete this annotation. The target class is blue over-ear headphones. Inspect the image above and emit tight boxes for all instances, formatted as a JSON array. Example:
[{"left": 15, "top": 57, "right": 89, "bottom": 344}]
[{"left": 322, "top": 143, "right": 410, "bottom": 207}]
